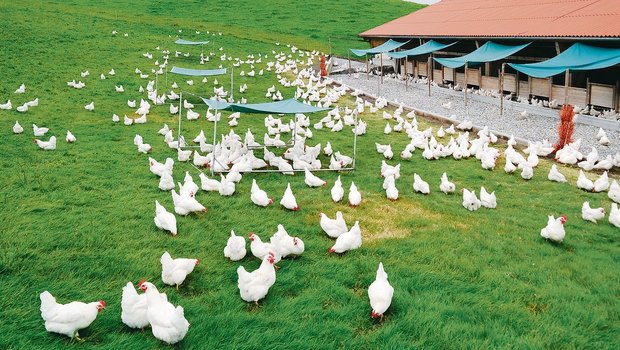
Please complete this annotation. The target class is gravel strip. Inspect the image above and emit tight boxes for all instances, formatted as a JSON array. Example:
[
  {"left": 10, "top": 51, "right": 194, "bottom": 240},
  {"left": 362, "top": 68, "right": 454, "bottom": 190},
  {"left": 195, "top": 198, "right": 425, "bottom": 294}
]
[{"left": 331, "top": 58, "right": 620, "bottom": 158}]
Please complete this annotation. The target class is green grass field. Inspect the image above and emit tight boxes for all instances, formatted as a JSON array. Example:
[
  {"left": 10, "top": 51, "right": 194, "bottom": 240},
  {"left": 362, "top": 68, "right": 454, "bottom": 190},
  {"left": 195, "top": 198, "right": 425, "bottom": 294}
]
[{"left": 1, "top": 1, "right": 618, "bottom": 349}]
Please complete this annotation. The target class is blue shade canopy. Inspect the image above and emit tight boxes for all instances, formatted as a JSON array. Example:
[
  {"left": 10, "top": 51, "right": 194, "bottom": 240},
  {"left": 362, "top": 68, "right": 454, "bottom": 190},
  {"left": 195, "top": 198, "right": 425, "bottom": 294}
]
[
  {"left": 200, "top": 98, "right": 329, "bottom": 114},
  {"left": 508, "top": 43, "right": 620, "bottom": 78},
  {"left": 175, "top": 39, "right": 209, "bottom": 45},
  {"left": 350, "top": 39, "right": 410, "bottom": 57},
  {"left": 170, "top": 66, "right": 227, "bottom": 76},
  {"left": 388, "top": 40, "right": 457, "bottom": 59},
  {"left": 434, "top": 42, "right": 531, "bottom": 69}
]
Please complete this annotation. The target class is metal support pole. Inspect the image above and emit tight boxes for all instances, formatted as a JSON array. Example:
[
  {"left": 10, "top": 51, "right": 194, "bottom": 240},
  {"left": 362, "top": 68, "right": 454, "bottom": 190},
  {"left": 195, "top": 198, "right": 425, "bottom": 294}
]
[
  {"left": 230, "top": 67, "right": 234, "bottom": 101},
  {"left": 380, "top": 53, "right": 383, "bottom": 84},
  {"left": 427, "top": 55, "right": 432, "bottom": 97},
  {"left": 404, "top": 56, "right": 408, "bottom": 91},
  {"left": 352, "top": 110, "right": 359, "bottom": 170},
  {"left": 348, "top": 51, "right": 351, "bottom": 76},
  {"left": 366, "top": 56, "right": 369, "bottom": 80},
  {"left": 211, "top": 108, "right": 218, "bottom": 176},
  {"left": 177, "top": 92, "right": 183, "bottom": 149},
  {"left": 500, "top": 63, "right": 505, "bottom": 115},
  {"left": 564, "top": 69, "right": 570, "bottom": 105},
  {"left": 464, "top": 62, "right": 469, "bottom": 106}
]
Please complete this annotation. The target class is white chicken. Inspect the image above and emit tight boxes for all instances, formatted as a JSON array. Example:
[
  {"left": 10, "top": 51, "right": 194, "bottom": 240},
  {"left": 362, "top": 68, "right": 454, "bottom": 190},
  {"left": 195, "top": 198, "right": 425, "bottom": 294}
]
[
  {"left": 593, "top": 171, "right": 609, "bottom": 193},
  {"left": 249, "top": 232, "right": 281, "bottom": 262},
  {"left": 581, "top": 202, "right": 605, "bottom": 223},
  {"left": 237, "top": 252, "right": 277, "bottom": 303},
  {"left": 480, "top": 186, "right": 497, "bottom": 209},
  {"left": 154, "top": 200, "right": 177, "bottom": 235},
  {"left": 171, "top": 189, "right": 207, "bottom": 215},
  {"left": 270, "top": 224, "right": 305, "bottom": 258},
  {"left": 39, "top": 291, "right": 105, "bottom": 340},
  {"left": 547, "top": 164, "right": 567, "bottom": 183},
  {"left": 439, "top": 172, "right": 455, "bottom": 194},
  {"left": 250, "top": 179, "right": 273, "bottom": 207},
  {"left": 540, "top": 215, "right": 567, "bottom": 242},
  {"left": 32, "top": 124, "right": 49, "bottom": 137},
  {"left": 576, "top": 170, "right": 594, "bottom": 191},
  {"left": 462, "top": 188, "right": 481, "bottom": 211},
  {"left": 368, "top": 262, "right": 394, "bottom": 319},
  {"left": 160, "top": 251, "right": 199, "bottom": 290},
  {"left": 609, "top": 203, "right": 620, "bottom": 228},
  {"left": 13, "top": 121, "right": 23, "bottom": 134},
  {"left": 385, "top": 175, "right": 398, "bottom": 200},
  {"left": 349, "top": 181, "right": 362, "bottom": 207},
  {"left": 320, "top": 211, "right": 348, "bottom": 238},
  {"left": 159, "top": 172, "right": 175, "bottom": 191},
  {"left": 121, "top": 281, "right": 149, "bottom": 329},
  {"left": 34, "top": 136, "right": 57, "bottom": 150},
  {"left": 331, "top": 175, "right": 344, "bottom": 202},
  {"left": 224, "top": 230, "right": 246, "bottom": 261},
  {"left": 413, "top": 173, "right": 430, "bottom": 195},
  {"left": 218, "top": 174, "right": 236, "bottom": 196},
  {"left": 280, "top": 183, "right": 299, "bottom": 211},
  {"left": 199, "top": 173, "right": 220, "bottom": 192},
  {"left": 609, "top": 180, "right": 620, "bottom": 203},
  {"left": 329, "top": 221, "right": 362, "bottom": 254},
  {"left": 304, "top": 168, "right": 326, "bottom": 187},
  {"left": 66, "top": 130, "right": 76, "bottom": 143},
  {"left": 140, "top": 281, "right": 189, "bottom": 345}
]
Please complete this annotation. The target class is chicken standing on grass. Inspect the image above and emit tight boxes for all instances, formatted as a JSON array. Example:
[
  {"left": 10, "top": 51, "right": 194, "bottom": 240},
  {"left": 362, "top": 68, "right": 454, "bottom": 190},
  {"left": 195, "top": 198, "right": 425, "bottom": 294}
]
[
  {"left": 121, "top": 282, "right": 149, "bottom": 329},
  {"left": 237, "top": 252, "right": 277, "bottom": 304},
  {"left": 349, "top": 182, "right": 362, "bottom": 207},
  {"left": 160, "top": 251, "right": 199, "bottom": 290},
  {"left": 581, "top": 202, "right": 605, "bottom": 223},
  {"left": 320, "top": 212, "right": 348, "bottom": 238},
  {"left": 329, "top": 221, "right": 362, "bottom": 254},
  {"left": 540, "top": 215, "right": 567, "bottom": 242},
  {"left": 39, "top": 291, "right": 105, "bottom": 341},
  {"left": 331, "top": 175, "right": 344, "bottom": 202},
  {"left": 280, "top": 183, "right": 299, "bottom": 211},
  {"left": 34, "top": 136, "right": 57, "bottom": 150},
  {"left": 224, "top": 230, "right": 246, "bottom": 261},
  {"left": 154, "top": 200, "right": 177, "bottom": 235},
  {"left": 140, "top": 281, "right": 189, "bottom": 345},
  {"left": 368, "top": 262, "right": 394, "bottom": 320},
  {"left": 250, "top": 179, "right": 273, "bottom": 207}
]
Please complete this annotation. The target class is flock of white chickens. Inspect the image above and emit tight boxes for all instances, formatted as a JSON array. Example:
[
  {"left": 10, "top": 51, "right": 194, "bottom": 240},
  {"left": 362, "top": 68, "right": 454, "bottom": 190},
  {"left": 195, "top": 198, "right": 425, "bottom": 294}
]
[{"left": 3, "top": 27, "right": 618, "bottom": 346}]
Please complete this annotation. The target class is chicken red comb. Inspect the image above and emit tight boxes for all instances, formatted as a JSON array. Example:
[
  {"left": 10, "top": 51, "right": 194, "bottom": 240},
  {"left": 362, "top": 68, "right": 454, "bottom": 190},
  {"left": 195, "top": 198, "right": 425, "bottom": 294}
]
[
  {"left": 99, "top": 300, "right": 106, "bottom": 307},
  {"left": 138, "top": 278, "right": 147, "bottom": 287}
]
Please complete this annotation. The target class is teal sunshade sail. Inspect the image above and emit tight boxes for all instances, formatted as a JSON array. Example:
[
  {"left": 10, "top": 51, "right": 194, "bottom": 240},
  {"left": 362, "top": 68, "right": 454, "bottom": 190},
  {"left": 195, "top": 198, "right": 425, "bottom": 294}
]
[
  {"left": 388, "top": 40, "right": 457, "bottom": 59},
  {"left": 350, "top": 39, "right": 410, "bottom": 57},
  {"left": 434, "top": 42, "right": 531, "bottom": 69},
  {"left": 508, "top": 43, "right": 620, "bottom": 78},
  {"left": 200, "top": 98, "right": 329, "bottom": 114},
  {"left": 170, "top": 67, "right": 227, "bottom": 76}
]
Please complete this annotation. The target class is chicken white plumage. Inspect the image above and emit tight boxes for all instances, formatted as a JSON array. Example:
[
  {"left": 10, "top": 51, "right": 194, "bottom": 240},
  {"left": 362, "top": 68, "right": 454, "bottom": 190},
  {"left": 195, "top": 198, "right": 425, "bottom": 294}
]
[
  {"left": 349, "top": 181, "right": 362, "bottom": 207},
  {"left": 577, "top": 170, "right": 594, "bottom": 191},
  {"left": 160, "top": 251, "right": 199, "bottom": 289},
  {"left": 547, "top": 164, "right": 567, "bottom": 183},
  {"left": 237, "top": 252, "right": 277, "bottom": 303},
  {"left": 609, "top": 203, "right": 620, "bottom": 228},
  {"left": 140, "top": 281, "right": 189, "bottom": 344},
  {"left": 304, "top": 168, "right": 326, "bottom": 187},
  {"left": 121, "top": 281, "right": 150, "bottom": 329},
  {"left": 540, "top": 215, "right": 567, "bottom": 242},
  {"left": 331, "top": 175, "right": 344, "bottom": 202},
  {"left": 154, "top": 200, "right": 177, "bottom": 235},
  {"left": 280, "top": 183, "right": 299, "bottom": 211},
  {"left": 439, "top": 172, "right": 455, "bottom": 194},
  {"left": 413, "top": 173, "right": 430, "bottom": 195},
  {"left": 34, "top": 136, "right": 57, "bottom": 150},
  {"left": 368, "top": 262, "right": 394, "bottom": 319},
  {"left": 224, "top": 230, "right": 246, "bottom": 261},
  {"left": 39, "top": 291, "right": 105, "bottom": 340},
  {"left": 462, "top": 188, "right": 481, "bottom": 211},
  {"left": 250, "top": 179, "right": 273, "bottom": 207},
  {"left": 581, "top": 202, "right": 605, "bottom": 223},
  {"left": 270, "top": 224, "right": 305, "bottom": 258},
  {"left": 480, "top": 186, "right": 497, "bottom": 209},
  {"left": 329, "top": 221, "right": 362, "bottom": 254},
  {"left": 320, "top": 211, "right": 348, "bottom": 238}
]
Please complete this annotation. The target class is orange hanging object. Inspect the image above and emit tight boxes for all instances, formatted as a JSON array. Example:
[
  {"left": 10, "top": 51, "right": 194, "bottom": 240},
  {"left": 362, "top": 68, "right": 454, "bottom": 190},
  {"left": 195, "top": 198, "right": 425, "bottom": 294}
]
[
  {"left": 320, "top": 55, "right": 328, "bottom": 77},
  {"left": 554, "top": 104, "right": 575, "bottom": 151}
]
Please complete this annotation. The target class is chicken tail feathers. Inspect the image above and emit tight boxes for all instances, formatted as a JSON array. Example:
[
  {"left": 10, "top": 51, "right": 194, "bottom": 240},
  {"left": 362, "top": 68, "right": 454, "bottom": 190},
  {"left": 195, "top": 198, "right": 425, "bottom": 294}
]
[{"left": 39, "top": 291, "right": 57, "bottom": 318}]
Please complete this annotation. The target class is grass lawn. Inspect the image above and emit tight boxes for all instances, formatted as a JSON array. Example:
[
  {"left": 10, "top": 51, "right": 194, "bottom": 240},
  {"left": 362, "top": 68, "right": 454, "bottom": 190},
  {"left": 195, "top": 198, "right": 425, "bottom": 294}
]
[{"left": 0, "top": 1, "right": 618, "bottom": 349}]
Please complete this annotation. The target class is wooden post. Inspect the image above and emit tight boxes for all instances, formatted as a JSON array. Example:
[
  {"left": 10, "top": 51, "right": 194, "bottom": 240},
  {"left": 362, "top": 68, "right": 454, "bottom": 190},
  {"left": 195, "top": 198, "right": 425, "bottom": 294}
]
[
  {"left": 564, "top": 69, "right": 570, "bottom": 105},
  {"left": 348, "top": 51, "right": 351, "bottom": 76},
  {"left": 366, "top": 55, "right": 369, "bottom": 80},
  {"left": 500, "top": 63, "right": 505, "bottom": 115},
  {"left": 464, "top": 62, "right": 468, "bottom": 106},
  {"left": 404, "top": 56, "right": 408, "bottom": 91},
  {"left": 586, "top": 78, "right": 591, "bottom": 105},
  {"left": 380, "top": 53, "right": 383, "bottom": 84},
  {"left": 427, "top": 55, "right": 432, "bottom": 97}
]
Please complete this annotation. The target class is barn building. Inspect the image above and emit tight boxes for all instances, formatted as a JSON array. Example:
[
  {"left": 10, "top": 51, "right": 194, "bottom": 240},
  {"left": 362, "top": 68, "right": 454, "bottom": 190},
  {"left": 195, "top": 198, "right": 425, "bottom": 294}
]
[{"left": 357, "top": 0, "right": 620, "bottom": 112}]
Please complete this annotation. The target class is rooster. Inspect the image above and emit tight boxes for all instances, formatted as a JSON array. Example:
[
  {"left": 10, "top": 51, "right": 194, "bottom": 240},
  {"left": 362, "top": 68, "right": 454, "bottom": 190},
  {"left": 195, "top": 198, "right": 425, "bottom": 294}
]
[{"left": 39, "top": 291, "right": 105, "bottom": 340}]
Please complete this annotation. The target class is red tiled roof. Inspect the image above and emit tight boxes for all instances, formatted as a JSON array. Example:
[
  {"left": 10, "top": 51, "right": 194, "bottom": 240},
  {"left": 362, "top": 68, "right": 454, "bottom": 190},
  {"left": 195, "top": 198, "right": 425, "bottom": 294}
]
[{"left": 360, "top": 0, "right": 620, "bottom": 39}]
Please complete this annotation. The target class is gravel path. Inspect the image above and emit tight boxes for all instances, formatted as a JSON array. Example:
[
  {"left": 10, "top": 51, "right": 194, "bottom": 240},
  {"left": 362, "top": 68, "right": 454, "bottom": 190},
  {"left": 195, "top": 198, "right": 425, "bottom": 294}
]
[{"left": 331, "top": 58, "right": 620, "bottom": 158}]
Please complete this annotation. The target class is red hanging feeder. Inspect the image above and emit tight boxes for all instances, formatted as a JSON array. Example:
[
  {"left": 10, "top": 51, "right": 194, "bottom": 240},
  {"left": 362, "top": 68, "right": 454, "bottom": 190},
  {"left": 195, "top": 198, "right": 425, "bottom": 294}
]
[{"left": 554, "top": 104, "right": 575, "bottom": 152}]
